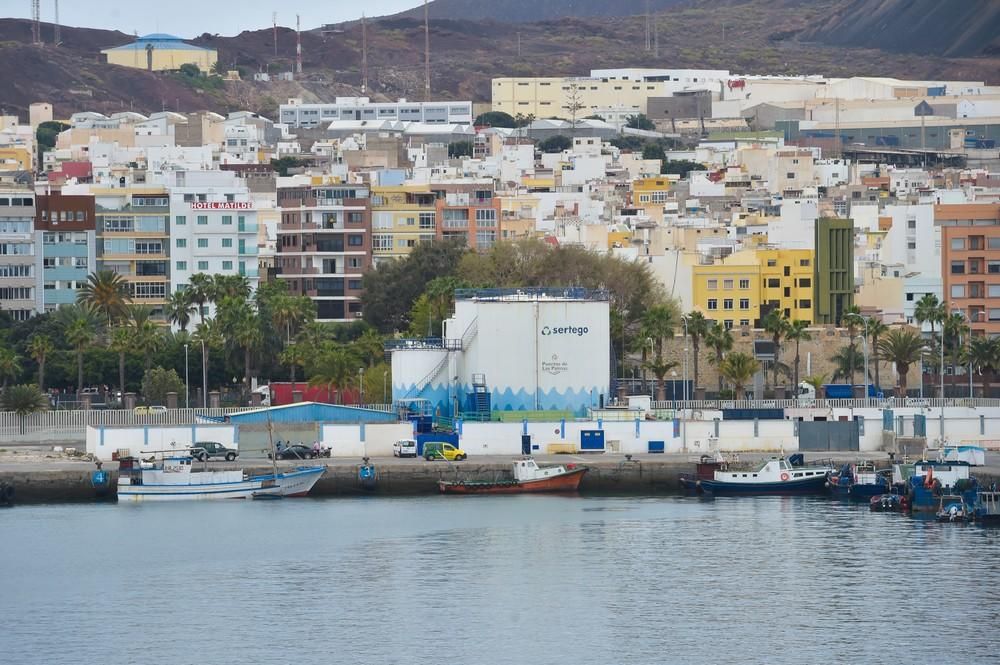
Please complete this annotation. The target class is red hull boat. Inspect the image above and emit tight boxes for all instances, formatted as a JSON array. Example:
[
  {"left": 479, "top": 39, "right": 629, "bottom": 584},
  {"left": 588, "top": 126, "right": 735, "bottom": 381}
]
[{"left": 438, "top": 458, "right": 587, "bottom": 494}]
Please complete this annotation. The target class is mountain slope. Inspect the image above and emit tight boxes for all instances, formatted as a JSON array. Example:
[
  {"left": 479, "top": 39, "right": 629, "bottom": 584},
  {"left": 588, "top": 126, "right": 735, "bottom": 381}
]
[
  {"left": 395, "top": 0, "right": 687, "bottom": 22},
  {"left": 800, "top": 0, "right": 1000, "bottom": 58}
]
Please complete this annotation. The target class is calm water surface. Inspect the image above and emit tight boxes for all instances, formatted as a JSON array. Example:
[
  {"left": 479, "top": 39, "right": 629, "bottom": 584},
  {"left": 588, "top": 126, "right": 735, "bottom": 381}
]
[{"left": 2, "top": 496, "right": 1000, "bottom": 665}]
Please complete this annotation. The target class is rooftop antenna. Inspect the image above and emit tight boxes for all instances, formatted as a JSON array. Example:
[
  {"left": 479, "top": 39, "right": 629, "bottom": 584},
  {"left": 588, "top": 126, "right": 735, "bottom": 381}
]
[
  {"left": 423, "top": 0, "right": 431, "bottom": 101},
  {"left": 361, "top": 13, "right": 368, "bottom": 94},
  {"left": 295, "top": 14, "right": 302, "bottom": 75},
  {"left": 272, "top": 11, "right": 278, "bottom": 57},
  {"left": 53, "top": 0, "right": 60, "bottom": 46},
  {"left": 31, "top": 0, "right": 41, "bottom": 45},
  {"left": 644, "top": 0, "right": 650, "bottom": 51},
  {"left": 653, "top": 12, "right": 659, "bottom": 58}
]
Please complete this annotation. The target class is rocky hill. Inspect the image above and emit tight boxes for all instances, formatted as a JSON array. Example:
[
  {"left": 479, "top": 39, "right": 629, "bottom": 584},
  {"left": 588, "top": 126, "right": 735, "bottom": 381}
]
[
  {"left": 394, "top": 0, "right": 688, "bottom": 22},
  {"left": 0, "top": 0, "right": 997, "bottom": 121}
]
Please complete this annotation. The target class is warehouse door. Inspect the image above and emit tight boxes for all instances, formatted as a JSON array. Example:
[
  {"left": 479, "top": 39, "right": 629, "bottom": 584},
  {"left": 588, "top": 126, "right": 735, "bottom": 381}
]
[{"left": 798, "top": 420, "right": 859, "bottom": 451}]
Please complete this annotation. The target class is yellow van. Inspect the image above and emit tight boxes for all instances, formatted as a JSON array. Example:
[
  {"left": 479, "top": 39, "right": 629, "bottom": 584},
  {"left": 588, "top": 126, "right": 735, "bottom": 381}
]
[{"left": 422, "top": 442, "right": 467, "bottom": 461}]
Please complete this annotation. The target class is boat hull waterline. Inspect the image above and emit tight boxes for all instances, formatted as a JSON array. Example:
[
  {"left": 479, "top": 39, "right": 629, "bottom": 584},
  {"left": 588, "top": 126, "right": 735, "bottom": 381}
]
[{"left": 439, "top": 468, "right": 587, "bottom": 494}]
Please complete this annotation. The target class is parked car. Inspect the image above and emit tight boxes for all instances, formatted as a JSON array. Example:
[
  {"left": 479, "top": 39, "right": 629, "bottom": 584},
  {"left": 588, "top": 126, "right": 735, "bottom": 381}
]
[
  {"left": 133, "top": 405, "right": 167, "bottom": 415},
  {"left": 268, "top": 444, "right": 316, "bottom": 460},
  {"left": 190, "top": 441, "right": 238, "bottom": 462},
  {"left": 393, "top": 439, "right": 418, "bottom": 458},
  {"left": 423, "top": 442, "right": 467, "bottom": 461}
]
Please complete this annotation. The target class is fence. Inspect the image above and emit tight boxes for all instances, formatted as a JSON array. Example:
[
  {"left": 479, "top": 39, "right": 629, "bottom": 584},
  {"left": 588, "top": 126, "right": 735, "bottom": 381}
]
[
  {"left": 0, "top": 407, "right": 257, "bottom": 443},
  {"left": 647, "top": 397, "right": 1000, "bottom": 412}
]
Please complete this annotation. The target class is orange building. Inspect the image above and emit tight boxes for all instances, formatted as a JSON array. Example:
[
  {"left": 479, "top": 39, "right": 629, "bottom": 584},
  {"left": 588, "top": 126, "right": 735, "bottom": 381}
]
[{"left": 938, "top": 203, "right": 1000, "bottom": 336}]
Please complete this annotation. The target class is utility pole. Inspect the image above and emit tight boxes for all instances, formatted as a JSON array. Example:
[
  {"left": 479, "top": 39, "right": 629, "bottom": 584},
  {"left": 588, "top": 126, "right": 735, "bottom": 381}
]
[
  {"left": 423, "top": 0, "right": 431, "bottom": 101},
  {"left": 834, "top": 97, "right": 841, "bottom": 159},
  {"left": 53, "top": 0, "right": 60, "bottom": 46},
  {"left": 31, "top": 0, "right": 41, "bottom": 45},
  {"left": 295, "top": 14, "right": 302, "bottom": 75},
  {"left": 272, "top": 11, "right": 278, "bottom": 57},
  {"left": 644, "top": 0, "right": 651, "bottom": 51},
  {"left": 653, "top": 13, "right": 659, "bottom": 58},
  {"left": 361, "top": 13, "right": 368, "bottom": 94}
]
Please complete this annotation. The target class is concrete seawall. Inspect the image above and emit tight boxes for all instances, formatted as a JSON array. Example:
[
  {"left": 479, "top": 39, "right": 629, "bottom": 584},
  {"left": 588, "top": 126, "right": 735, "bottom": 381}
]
[{"left": 3, "top": 454, "right": 999, "bottom": 504}]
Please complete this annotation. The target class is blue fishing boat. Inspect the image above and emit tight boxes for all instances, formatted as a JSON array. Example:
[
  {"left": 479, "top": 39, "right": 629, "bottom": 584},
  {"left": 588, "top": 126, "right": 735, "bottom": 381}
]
[
  {"left": 972, "top": 489, "right": 1000, "bottom": 526},
  {"left": 679, "top": 455, "right": 832, "bottom": 496},
  {"left": 905, "top": 460, "right": 979, "bottom": 513},
  {"left": 827, "top": 461, "right": 890, "bottom": 501}
]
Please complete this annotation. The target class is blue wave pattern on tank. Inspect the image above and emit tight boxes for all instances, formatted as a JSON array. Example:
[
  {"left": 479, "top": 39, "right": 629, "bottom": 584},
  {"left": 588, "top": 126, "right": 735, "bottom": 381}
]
[{"left": 392, "top": 382, "right": 605, "bottom": 416}]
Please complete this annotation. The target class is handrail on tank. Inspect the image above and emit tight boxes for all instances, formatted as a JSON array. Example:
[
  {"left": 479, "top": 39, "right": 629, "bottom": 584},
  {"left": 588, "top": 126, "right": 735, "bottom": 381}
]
[
  {"left": 453, "top": 287, "right": 609, "bottom": 301},
  {"left": 383, "top": 338, "right": 462, "bottom": 351}
]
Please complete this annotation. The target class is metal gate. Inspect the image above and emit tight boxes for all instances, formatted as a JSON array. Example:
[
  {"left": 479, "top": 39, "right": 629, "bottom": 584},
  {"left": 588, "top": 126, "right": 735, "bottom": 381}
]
[{"left": 798, "top": 420, "right": 860, "bottom": 451}]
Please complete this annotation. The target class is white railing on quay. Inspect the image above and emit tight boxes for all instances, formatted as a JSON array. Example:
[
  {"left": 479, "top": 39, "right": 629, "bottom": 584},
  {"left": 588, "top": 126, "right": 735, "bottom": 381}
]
[
  {"left": 645, "top": 397, "right": 1000, "bottom": 412},
  {"left": 0, "top": 407, "right": 258, "bottom": 441}
]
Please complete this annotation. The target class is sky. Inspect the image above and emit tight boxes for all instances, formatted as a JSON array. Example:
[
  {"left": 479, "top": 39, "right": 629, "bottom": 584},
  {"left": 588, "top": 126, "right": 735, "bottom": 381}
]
[{"left": 4, "top": 0, "right": 424, "bottom": 38}]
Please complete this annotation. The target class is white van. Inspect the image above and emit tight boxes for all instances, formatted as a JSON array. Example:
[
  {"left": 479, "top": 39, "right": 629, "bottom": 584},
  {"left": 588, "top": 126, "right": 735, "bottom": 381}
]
[{"left": 393, "top": 439, "right": 417, "bottom": 458}]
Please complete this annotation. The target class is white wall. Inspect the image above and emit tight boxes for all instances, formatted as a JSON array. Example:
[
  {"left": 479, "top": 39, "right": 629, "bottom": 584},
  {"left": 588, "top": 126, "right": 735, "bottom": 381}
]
[
  {"left": 86, "top": 425, "right": 237, "bottom": 461},
  {"left": 320, "top": 423, "right": 414, "bottom": 457}
]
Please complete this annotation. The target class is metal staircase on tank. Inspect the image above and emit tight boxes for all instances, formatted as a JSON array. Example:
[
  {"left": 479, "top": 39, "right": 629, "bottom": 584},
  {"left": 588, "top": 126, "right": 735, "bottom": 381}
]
[{"left": 468, "top": 373, "right": 491, "bottom": 421}]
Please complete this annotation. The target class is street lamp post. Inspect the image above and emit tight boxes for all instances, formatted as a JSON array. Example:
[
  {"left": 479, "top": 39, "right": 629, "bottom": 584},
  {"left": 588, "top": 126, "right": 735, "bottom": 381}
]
[
  {"left": 681, "top": 315, "right": 689, "bottom": 403},
  {"left": 200, "top": 339, "right": 207, "bottom": 409},
  {"left": 860, "top": 316, "right": 870, "bottom": 400},
  {"left": 358, "top": 367, "right": 365, "bottom": 406},
  {"left": 383, "top": 370, "right": 388, "bottom": 405},
  {"left": 950, "top": 303, "right": 973, "bottom": 399},
  {"left": 184, "top": 343, "right": 189, "bottom": 409}
]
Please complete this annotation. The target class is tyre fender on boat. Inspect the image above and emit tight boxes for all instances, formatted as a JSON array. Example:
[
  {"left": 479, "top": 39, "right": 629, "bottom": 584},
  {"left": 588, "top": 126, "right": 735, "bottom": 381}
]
[{"left": 780, "top": 473, "right": 790, "bottom": 481}]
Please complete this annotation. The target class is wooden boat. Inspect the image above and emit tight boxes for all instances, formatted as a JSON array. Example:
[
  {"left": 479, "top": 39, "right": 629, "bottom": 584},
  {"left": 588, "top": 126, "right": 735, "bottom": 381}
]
[
  {"left": 679, "top": 455, "right": 832, "bottom": 496},
  {"left": 438, "top": 457, "right": 587, "bottom": 494}
]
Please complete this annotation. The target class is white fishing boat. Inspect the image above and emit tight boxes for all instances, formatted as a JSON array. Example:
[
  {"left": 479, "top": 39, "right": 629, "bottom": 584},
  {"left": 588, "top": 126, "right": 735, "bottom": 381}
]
[
  {"left": 117, "top": 455, "right": 281, "bottom": 502},
  {"left": 250, "top": 466, "right": 326, "bottom": 497}
]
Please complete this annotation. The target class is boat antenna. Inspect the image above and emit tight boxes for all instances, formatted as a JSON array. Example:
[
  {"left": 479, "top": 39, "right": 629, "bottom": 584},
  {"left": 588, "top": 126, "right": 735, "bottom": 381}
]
[{"left": 266, "top": 410, "right": 279, "bottom": 478}]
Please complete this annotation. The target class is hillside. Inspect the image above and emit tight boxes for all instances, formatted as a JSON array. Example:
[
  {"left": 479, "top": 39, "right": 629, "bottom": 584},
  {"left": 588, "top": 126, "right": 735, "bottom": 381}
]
[
  {"left": 800, "top": 0, "right": 1000, "bottom": 58},
  {"left": 0, "top": 0, "right": 998, "bottom": 121},
  {"left": 394, "top": 0, "right": 688, "bottom": 22}
]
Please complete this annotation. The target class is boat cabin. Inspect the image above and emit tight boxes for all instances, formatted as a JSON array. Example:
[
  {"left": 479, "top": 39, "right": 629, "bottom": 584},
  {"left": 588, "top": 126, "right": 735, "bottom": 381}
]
[
  {"left": 118, "top": 455, "right": 245, "bottom": 487},
  {"left": 912, "top": 461, "right": 971, "bottom": 489},
  {"left": 512, "top": 457, "right": 574, "bottom": 483},
  {"left": 715, "top": 458, "right": 828, "bottom": 483}
]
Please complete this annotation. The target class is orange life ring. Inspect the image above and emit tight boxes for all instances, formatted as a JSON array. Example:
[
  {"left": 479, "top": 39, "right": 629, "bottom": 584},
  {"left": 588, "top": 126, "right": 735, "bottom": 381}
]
[{"left": 780, "top": 473, "right": 790, "bottom": 481}]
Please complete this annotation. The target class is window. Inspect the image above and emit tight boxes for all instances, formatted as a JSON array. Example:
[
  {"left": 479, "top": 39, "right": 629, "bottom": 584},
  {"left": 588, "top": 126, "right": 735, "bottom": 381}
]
[
  {"left": 990, "top": 309, "right": 1000, "bottom": 322},
  {"left": 419, "top": 212, "right": 435, "bottom": 229},
  {"left": 767, "top": 278, "right": 780, "bottom": 288},
  {"left": 951, "top": 237, "right": 966, "bottom": 250},
  {"left": 176, "top": 261, "right": 187, "bottom": 270},
  {"left": 197, "top": 239, "right": 208, "bottom": 248},
  {"left": 723, "top": 299, "right": 733, "bottom": 310},
  {"left": 766, "top": 259, "right": 777, "bottom": 267},
  {"left": 197, "top": 216, "right": 208, "bottom": 225},
  {"left": 707, "top": 279, "right": 718, "bottom": 290},
  {"left": 707, "top": 299, "right": 718, "bottom": 310},
  {"left": 723, "top": 320, "right": 734, "bottom": 330},
  {"left": 175, "top": 215, "right": 186, "bottom": 226},
  {"left": 0, "top": 264, "right": 31, "bottom": 277},
  {"left": 739, "top": 319, "right": 750, "bottom": 327},
  {"left": 175, "top": 239, "right": 187, "bottom": 248},
  {"left": 222, "top": 261, "right": 233, "bottom": 271},
  {"left": 372, "top": 235, "right": 393, "bottom": 251},
  {"left": 988, "top": 237, "right": 1000, "bottom": 250},
  {"left": 799, "top": 259, "right": 810, "bottom": 267},
  {"left": 739, "top": 299, "right": 750, "bottom": 310},
  {"left": 373, "top": 213, "right": 393, "bottom": 229},
  {"left": 723, "top": 279, "right": 734, "bottom": 290},
  {"left": 798, "top": 278, "right": 811, "bottom": 288},
  {"left": 989, "top": 261, "right": 1000, "bottom": 274},
  {"left": 951, "top": 284, "right": 967, "bottom": 298},
  {"left": 799, "top": 299, "right": 812, "bottom": 309},
  {"left": 348, "top": 279, "right": 362, "bottom": 290},
  {"left": 786, "top": 172, "right": 795, "bottom": 179},
  {"left": 739, "top": 279, "right": 750, "bottom": 289},
  {"left": 197, "top": 261, "right": 209, "bottom": 271},
  {"left": 951, "top": 261, "right": 965, "bottom": 274},
  {"left": 475, "top": 209, "right": 497, "bottom": 226},
  {"left": 222, "top": 215, "right": 233, "bottom": 225},
  {"left": 0, "top": 287, "right": 33, "bottom": 299},
  {"left": 907, "top": 219, "right": 916, "bottom": 229},
  {"left": 348, "top": 235, "right": 364, "bottom": 247},
  {"left": 989, "top": 285, "right": 1000, "bottom": 298},
  {"left": 221, "top": 238, "right": 233, "bottom": 248}
]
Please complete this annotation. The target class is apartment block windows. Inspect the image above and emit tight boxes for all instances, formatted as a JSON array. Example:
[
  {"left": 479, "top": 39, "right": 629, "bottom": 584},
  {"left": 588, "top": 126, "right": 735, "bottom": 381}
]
[
  {"left": 176, "top": 261, "right": 187, "bottom": 271},
  {"left": 372, "top": 235, "right": 392, "bottom": 251},
  {"left": 799, "top": 299, "right": 812, "bottom": 309},
  {"left": 197, "top": 261, "right": 209, "bottom": 271},
  {"left": 707, "top": 279, "right": 718, "bottom": 290},
  {"left": 951, "top": 285, "right": 966, "bottom": 298},
  {"left": 176, "top": 239, "right": 187, "bottom": 248},
  {"left": 988, "top": 285, "right": 1000, "bottom": 298},
  {"left": 707, "top": 299, "right": 718, "bottom": 310},
  {"left": 723, "top": 279, "right": 734, "bottom": 290},
  {"left": 767, "top": 278, "right": 780, "bottom": 288},
  {"left": 347, "top": 235, "right": 364, "bottom": 247},
  {"left": 221, "top": 238, "right": 233, "bottom": 248},
  {"left": 419, "top": 212, "right": 435, "bottom": 230},
  {"left": 222, "top": 216, "right": 233, "bottom": 226},
  {"left": 197, "top": 239, "right": 209, "bottom": 248},
  {"left": 739, "top": 279, "right": 750, "bottom": 289},
  {"left": 739, "top": 299, "right": 750, "bottom": 310},
  {"left": 723, "top": 299, "right": 734, "bottom": 310},
  {"left": 222, "top": 261, "right": 233, "bottom": 271},
  {"left": 0, "top": 287, "right": 33, "bottom": 300},
  {"left": 989, "top": 237, "right": 1000, "bottom": 250},
  {"left": 951, "top": 261, "right": 965, "bottom": 274},
  {"left": 951, "top": 238, "right": 966, "bottom": 250},
  {"left": 798, "top": 278, "right": 811, "bottom": 288},
  {"left": 197, "top": 215, "right": 208, "bottom": 225}
]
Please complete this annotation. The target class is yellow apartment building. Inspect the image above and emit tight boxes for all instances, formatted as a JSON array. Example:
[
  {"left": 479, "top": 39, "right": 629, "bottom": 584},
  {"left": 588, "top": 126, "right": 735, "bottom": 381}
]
[
  {"left": 692, "top": 248, "right": 816, "bottom": 328},
  {"left": 499, "top": 194, "right": 540, "bottom": 241},
  {"left": 0, "top": 147, "right": 32, "bottom": 171},
  {"left": 370, "top": 185, "right": 437, "bottom": 265}
]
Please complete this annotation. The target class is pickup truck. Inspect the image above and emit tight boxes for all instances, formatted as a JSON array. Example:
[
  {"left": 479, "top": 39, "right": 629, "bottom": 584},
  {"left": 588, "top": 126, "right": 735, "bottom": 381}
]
[{"left": 189, "top": 441, "right": 238, "bottom": 462}]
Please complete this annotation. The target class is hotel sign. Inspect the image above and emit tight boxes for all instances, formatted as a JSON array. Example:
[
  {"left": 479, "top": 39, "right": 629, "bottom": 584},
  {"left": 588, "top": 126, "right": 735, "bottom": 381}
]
[{"left": 189, "top": 202, "right": 253, "bottom": 210}]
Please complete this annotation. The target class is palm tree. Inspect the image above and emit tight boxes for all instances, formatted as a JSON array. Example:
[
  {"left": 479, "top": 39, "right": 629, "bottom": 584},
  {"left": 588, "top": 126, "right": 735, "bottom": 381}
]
[
  {"left": 866, "top": 318, "right": 889, "bottom": 392},
  {"left": 644, "top": 357, "right": 679, "bottom": 402},
  {"left": 232, "top": 309, "right": 263, "bottom": 398},
  {"left": 0, "top": 347, "right": 22, "bottom": 389},
  {"left": 761, "top": 309, "right": 788, "bottom": 389},
  {"left": 164, "top": 290, "right": 197, "bottom": 331},
  {"left": 272, "top": 295, "right": 307, "bottom": 343},
  {"left": 641, "top": 303, "right": 676, "bottom": 359},
  {"left": 877, "top": 327, "right": 926, "bottom": 397},
  {"left": 803, "top": 373, "right": 828, "bottom": 399},
  {"left": 62, "top": 305, "right": 100, "bottom": 395},
  {"left": 354, "top": 329, "right": 385, "bottom": 368},
  {"left": 213, "top": 273, "right": 251, "bottom": 301},
  {"left": 108, "top": 326, "right": 133, "bottom": 405},
  {"left": 915, "top": 293, "right": 945, "bottom": 396},
  {"left": 309, "top": 344, "right": 359, "bottom": 404},
  {"left": 784, "top": 320, "right": 811, "bottom": 393},
  {"left": 297, "top": 321, "right": 332, "bottom": 349},
  {"left": 685, "top": 311, "right": 710, "bottom": 393},
  {"left": 831, "top": 344, "right": 865, "bottom": 386},
  {"left": 187, "top": 273, "right": 216, "bottom": 324},
  {"left": 719, "top": 352, "right": 760, "bottom": 399},
  {"left": 966, "top": 336, "right": 1000, "bottom": 398},
  {"left": 942, "top": 312, "right": 969, "bottom": 385},
  {"left": 127, "top": 305, "right": 165, "bottom": 372},
  {"left": 705, "top": 323, "right": 734, "bottom": 394},
  {"left": 279, "top": 343, "right": 307, "bottom": 389},
  {"left": 77, "top": 270, "right": 131, "bottom": 325},
  {"left": 27, "top": 335, "right": 53, "bottom": 391},
  {"left": 2, "top": 384, "right": 48, "bottom": 434}
]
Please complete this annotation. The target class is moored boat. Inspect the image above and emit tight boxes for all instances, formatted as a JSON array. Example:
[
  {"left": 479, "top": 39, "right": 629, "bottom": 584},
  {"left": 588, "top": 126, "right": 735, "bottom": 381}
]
[
  {"left": 250, "top": 465, "right": 325, "bottom": 497},
  {"left": 869, "top": 493, "right": 909, "bottom": 512},
  {"left": 905, "top": 461, "right": 979, "bottom": 513},
  {"left": 828, "top": 461, "right": 890, "bottom": 501},
  {"left": 936, "top": 494, "right": 973, "bottom": 523},
  {"left": 973, "top": 490, "right": 1000, "bottom": 526},
  {"left": 679, "top": 455, "right": 832, "bottom": 496},
  {"left": 117, "top": 455, "right": 282, "bottom": 502},
  {"left": 438, "top": 457, "right": 587, "bottom": 494}
]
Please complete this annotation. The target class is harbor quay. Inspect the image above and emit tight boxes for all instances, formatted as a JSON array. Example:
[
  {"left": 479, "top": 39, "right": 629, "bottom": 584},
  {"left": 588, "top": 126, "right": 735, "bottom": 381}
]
[{"left": 3, "top": 451, "right": 1000, "bottom": 504}]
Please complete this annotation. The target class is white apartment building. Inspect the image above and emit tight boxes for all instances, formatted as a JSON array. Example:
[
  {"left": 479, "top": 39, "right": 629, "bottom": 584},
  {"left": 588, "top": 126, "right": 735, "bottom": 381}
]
[
  {"left": 881, "top": 203, "right": 941, "bottom": 330},
  {"left": 160, "top": 171, "right": 260, "bottom": 313},
  {"left": 279, "top": 97, "right": 473, "bottom": 129},
  {"left": 0, "top": 189, "right": 36, "bottom": 320}
]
